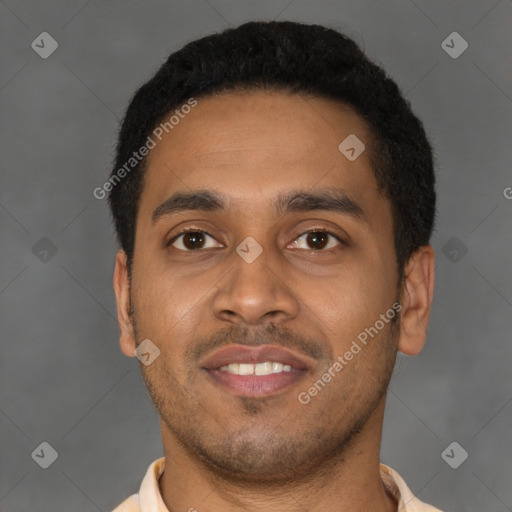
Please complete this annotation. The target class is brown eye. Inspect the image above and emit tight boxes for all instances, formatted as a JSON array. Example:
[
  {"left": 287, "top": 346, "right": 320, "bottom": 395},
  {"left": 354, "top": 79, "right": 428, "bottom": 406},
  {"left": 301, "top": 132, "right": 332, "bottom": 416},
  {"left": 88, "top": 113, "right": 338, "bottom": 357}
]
[
  {"left": 181, "top": 232, "right": 206, "bottom": 250},
  {"left": 168, "top": 230, "right": 222, "bottom": 251},
  {"left": 290, "top": 230, "right": 343, "bottom": 251}
]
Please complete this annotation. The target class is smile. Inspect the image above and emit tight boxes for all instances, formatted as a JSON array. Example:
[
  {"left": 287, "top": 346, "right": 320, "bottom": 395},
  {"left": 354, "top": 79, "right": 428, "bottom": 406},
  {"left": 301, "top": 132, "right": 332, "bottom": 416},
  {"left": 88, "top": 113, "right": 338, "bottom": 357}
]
[
  {"left": 218, "top": 361, "right": 298, "bottom": 375},
  {"left": 200, "top": 344, "right": 313, "bottom": 397}
]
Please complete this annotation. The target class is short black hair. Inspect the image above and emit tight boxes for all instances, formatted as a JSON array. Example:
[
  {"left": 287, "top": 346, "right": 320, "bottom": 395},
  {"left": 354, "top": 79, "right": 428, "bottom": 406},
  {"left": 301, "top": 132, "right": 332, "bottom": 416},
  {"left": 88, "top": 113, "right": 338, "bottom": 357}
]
[{"left": 108, "top": 20, "right": 436, "bottom": 282}]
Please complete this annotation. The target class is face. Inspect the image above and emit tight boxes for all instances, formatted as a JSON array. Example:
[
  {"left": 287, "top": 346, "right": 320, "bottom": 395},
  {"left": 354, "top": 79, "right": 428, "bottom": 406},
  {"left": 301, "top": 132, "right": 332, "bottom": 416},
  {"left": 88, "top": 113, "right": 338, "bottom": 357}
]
[{"left": 117, "top": 90, "right": 405, "bottom": 483}]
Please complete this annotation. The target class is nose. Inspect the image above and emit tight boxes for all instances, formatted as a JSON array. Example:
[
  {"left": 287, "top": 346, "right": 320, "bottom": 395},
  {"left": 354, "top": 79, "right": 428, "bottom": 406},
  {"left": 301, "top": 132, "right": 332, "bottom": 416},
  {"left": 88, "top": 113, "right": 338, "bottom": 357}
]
[{"left": 212, "top": 244, "right": 300, "bottom": 326}]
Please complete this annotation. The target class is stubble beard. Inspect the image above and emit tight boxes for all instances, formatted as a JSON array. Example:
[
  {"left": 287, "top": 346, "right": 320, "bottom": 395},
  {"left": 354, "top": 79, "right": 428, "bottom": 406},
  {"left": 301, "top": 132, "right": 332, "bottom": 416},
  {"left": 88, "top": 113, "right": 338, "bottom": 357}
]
[{"left": 135, "top": 315, "right": 400, "bottom": 487}]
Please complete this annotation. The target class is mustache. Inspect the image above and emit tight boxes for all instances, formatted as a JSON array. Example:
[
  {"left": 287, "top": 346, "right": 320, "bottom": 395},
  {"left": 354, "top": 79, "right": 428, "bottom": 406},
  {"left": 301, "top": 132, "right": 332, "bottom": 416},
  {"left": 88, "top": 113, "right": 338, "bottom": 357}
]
[{"left": 187, "top": 322, "right": 331, "bottom": 364}]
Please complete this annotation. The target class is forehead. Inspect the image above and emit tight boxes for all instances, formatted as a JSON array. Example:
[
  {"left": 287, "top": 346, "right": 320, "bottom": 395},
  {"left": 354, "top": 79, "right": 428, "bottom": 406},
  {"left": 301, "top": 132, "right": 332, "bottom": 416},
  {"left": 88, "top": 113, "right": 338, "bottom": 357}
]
[
  {"left": 137, "top": 90, "right": 389, "bottom": 228},
  {"left": 148, "top": 90, "right": 372, "bottom": 169}
]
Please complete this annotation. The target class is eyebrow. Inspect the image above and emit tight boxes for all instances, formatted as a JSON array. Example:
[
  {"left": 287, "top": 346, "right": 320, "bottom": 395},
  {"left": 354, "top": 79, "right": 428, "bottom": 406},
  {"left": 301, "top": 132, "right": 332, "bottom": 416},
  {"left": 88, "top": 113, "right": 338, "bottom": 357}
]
[{"left": 151, "top": 188, "right": 367, "bottom": 225}]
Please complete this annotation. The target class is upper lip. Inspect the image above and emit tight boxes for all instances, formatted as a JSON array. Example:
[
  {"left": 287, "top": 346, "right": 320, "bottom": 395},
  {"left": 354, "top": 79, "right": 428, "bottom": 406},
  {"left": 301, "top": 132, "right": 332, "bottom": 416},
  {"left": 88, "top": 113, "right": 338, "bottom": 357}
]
[{"left": 200, "top": 345, "right": 314, "bottom": 371}]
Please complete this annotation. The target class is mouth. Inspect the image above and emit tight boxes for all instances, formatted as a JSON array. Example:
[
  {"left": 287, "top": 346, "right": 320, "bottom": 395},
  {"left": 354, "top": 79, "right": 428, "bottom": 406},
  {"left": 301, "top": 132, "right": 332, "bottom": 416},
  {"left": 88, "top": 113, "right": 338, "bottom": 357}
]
[{"left": 200, "top": 344, "right": 313, "bottom": 398}]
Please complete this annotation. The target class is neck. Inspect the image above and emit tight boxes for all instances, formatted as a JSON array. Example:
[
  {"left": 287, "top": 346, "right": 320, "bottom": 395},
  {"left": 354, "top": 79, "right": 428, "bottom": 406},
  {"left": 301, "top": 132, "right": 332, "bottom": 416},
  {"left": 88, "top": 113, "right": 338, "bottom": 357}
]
[{"left": 158, "top": 399, "right": 397, "bottom": 512}]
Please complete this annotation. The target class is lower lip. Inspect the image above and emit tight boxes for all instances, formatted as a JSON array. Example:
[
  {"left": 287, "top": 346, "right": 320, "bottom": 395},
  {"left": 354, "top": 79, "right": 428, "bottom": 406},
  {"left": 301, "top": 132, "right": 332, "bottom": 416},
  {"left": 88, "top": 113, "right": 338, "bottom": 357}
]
[{"left": 205, "top": 369, "right": 306, "bottom": 397}]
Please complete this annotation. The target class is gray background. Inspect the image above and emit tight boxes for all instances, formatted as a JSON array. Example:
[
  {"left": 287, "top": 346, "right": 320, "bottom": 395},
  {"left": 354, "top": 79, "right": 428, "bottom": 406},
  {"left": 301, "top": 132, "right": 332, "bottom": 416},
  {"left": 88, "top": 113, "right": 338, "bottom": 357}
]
[{"left": 1, "top": 0, "right": 511, "bottom": 511}]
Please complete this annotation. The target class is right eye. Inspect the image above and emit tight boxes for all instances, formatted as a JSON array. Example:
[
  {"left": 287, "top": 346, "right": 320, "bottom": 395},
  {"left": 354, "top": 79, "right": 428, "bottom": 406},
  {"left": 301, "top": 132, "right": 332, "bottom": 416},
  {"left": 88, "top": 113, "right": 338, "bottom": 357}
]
[{"left": 167, "top": 229, "right": 223, "bottom": 251}]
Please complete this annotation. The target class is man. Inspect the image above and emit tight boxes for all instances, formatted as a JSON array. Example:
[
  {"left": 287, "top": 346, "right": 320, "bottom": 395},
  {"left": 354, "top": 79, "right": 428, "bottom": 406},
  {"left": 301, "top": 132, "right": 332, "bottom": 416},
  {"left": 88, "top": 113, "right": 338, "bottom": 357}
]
[{"left": 109, "top": 20, "right": 443, "bottom": 511}]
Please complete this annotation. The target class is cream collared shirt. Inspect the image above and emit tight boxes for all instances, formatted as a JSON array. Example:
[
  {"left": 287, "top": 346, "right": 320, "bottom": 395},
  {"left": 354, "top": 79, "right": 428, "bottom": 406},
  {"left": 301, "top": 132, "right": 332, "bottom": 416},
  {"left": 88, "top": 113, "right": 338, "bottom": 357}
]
[{"left": 113, "top": 457, "right": 445, "bottom": 512}]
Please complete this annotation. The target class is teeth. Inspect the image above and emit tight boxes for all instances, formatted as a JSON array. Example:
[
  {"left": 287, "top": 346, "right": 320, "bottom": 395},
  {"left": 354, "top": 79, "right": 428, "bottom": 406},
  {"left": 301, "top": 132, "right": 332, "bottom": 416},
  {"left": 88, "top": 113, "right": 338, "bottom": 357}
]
[
  {"left": 218, "top": 362, "right": 296, "bottom": 376},
  {"left": 272, "top": 362, "right": 283, "bottom": 373},
  {"left": 255, "top": 362, "right": 273, "bottom": 375},
  {"left": 227, "top": 363, "right": 239, "bottom": 374},
  {"left": 238, "top": 363, "right": 253, "bottom": 376}
]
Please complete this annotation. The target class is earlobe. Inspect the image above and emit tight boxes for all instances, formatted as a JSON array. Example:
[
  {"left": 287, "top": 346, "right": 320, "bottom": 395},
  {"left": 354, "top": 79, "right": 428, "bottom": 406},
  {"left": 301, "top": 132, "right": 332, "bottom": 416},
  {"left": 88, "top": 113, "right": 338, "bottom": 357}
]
[
  {"left": 397, "top": 246, "right": 435, "bottom": 356},
  {"left": 113, "top": 250, "right": 137, "bottom": 358}
]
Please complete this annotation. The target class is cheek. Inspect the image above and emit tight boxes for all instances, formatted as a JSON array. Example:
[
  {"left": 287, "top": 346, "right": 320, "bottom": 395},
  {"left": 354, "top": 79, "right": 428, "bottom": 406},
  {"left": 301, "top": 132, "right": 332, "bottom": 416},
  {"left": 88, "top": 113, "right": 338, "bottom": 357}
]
[
  {"left": 130, "top": 269, "right": 203, "bottom": 354},
  {"left": 308, "top": 261, "right": 396, "bottom": 345}
]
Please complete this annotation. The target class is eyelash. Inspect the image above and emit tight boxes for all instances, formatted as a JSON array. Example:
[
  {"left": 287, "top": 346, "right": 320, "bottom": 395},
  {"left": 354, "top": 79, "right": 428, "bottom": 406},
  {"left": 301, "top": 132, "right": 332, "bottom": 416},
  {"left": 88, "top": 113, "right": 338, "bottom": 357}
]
[{"left": 166, "top": 227, "right": 346, "bottom": 251}]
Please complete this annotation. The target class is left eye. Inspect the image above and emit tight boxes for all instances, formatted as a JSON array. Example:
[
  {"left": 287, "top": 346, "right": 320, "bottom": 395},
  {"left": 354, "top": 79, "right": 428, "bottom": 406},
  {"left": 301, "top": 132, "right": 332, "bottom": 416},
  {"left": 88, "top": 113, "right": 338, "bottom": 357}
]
[{"left": 289, "top": 230, "right": 343, "bottom": 251}]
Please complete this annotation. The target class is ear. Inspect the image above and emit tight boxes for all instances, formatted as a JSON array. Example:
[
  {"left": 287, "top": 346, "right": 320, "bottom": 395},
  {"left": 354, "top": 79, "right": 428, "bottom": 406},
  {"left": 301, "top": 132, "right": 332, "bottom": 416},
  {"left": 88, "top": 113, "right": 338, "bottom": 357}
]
[
  {"left": 113, "top": 249, "right": 137, "bottom": 358},
  {"left": 397, "top": 245, "right": 435, "bottom": 356}
]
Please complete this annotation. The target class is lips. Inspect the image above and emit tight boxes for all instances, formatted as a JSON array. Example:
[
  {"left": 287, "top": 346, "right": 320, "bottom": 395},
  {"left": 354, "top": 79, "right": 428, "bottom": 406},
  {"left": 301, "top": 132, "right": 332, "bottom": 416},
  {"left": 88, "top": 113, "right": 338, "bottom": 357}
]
[
  {"left": 200, "top": 344, "right": 314, "bottom": 398},
  {"left": 200, "top": 344, "right": 313, "bottom": 371}
]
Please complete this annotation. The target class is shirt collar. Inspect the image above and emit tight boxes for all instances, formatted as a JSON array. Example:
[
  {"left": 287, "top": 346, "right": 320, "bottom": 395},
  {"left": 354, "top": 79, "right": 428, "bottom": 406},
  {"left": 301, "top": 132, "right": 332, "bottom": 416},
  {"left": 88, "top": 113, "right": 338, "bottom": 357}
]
[
  {"left": 380, "top": 463, "right": 442, "bottom": 511},
  {"left": 138, "top": 457, "right": 168, "bottom": 512}
]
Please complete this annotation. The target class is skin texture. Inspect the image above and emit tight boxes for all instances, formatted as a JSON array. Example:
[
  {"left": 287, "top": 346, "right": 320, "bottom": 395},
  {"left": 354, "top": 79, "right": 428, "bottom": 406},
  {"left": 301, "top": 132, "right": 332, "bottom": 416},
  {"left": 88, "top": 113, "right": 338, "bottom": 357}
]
[{"left": 113, "top": 90, "right": 435, "bottom": 512}]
